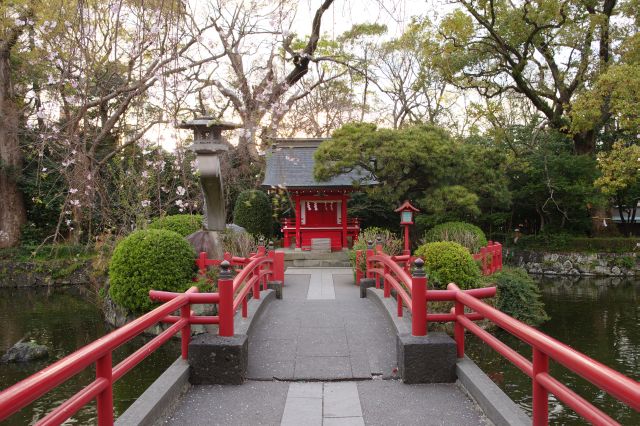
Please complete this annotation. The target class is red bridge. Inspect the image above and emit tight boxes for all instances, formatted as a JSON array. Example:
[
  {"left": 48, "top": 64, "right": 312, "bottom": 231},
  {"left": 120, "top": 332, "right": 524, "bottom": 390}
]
[{"left": 0, "top": 241, "right": 638, "bottom": 425}]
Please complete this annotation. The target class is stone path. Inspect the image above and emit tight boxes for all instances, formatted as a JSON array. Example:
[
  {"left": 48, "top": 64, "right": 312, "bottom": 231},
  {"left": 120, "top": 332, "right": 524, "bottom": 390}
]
[{"left": 164, "top": 267, "right": 486, "bottom": 425}]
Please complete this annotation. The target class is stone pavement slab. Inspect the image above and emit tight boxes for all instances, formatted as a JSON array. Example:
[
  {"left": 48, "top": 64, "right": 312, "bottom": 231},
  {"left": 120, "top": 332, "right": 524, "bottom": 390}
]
[{"left": 246, "top": 269, "right": 397, "bottom": 381}]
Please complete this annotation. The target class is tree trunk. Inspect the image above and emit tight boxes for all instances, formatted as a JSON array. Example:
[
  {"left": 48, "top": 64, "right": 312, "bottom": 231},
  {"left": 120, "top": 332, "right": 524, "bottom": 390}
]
[
  {"left": 0, "top": 44, "right": 26, "bottom": 248},
  {"left": 573, "top": 129, "right": 596, "bottom": 155}
]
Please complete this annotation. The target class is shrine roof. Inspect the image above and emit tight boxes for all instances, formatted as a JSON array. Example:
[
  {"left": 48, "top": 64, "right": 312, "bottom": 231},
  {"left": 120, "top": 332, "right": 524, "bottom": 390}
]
[{"left": 261, "top": 138, "right": 376, "bottom": 189}]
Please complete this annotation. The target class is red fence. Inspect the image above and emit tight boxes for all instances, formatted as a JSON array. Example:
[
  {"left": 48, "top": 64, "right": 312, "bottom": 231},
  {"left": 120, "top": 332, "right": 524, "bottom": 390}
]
[
  {"left": 472, "top": 241, "right": 503, "bottom": 275},
  {"left": 361, "top": 246, "right": 640, "bottom": 425},
  {"left": 0, "top": 247, "right": 285, "bottom": 425}
]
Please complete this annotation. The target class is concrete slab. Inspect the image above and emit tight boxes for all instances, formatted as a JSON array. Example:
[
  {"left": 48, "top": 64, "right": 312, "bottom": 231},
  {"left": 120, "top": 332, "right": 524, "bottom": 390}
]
[
  {"left": 323, "top": 382, "right": 363, "bottom": 418},
  {"left": 322, "top": 417, "right": 365, "bottom": 426},
  {"left": 288, "top": 382, "right": 323, "bottom": 398},
  {"left": 294, "top": 356, "right": 352, "bottom": 380},
  {"left": 164, "top": 381, "right": 289, "bottom": 426},
  {"left": 357, "top": 380, "right": 487, "bottom": 425}
]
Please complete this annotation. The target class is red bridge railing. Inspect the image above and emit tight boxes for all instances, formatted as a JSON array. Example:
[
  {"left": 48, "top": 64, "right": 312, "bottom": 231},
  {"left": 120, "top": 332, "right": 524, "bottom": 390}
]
[
  {"left": 472, "top": 241, "right": 503, "bottom": 275},
  {"left": 359, "top": 244, "right": 640, "bottom": 425},
  {"left": 0, "top": 246, "right": 285, "bottom": 425}
]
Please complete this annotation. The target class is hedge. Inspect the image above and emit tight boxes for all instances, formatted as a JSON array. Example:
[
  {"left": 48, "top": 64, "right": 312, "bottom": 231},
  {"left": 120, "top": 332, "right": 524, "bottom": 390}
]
[
  {"left": 423, "top": 221, "right": 487, "bottom": 253},
  {"left": 148, "top": 214, "right": 202, "bottom": 237},
  {"left": 490, "top": 267, "right": 549, "bottom": 326},
  {"left": 108, "top": 229, "right": 196, "bottom": 313},
  {"left": 414, "top": 241, "right": 481, "bottom": 290},
  {"left": 232, "top": 190, "right": 273, "bottom": 237}
]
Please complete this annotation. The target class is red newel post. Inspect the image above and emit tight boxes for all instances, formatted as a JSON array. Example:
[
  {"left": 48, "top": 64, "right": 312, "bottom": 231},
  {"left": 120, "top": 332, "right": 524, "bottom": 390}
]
[
  {"left": 411, "top": 258, "right": 427, "bottom": 336},
  {"left": 355, "top": 250, "right": 362, "bottom": 285},
  {"left": 532, "top": 348, "right": 549, "bottom": 425},
  {"left": 496, "top": 242, "right": 503, "bottom": 271},
  {"left": 218, "top": 260, "right": 234, "bottom": 337},
  {"left": 96, "top": 352, "right": 113, "bottom": 425},
  {"left": 480, "top": 246, "right": 488, "bottom": 275},
  {"left": 454, "top": 299, "right": 465, "bottom": 358},
  {"left": 366, "top": 240, "right": 374, "bottom": 279},
  {"left": 197, "top": 251, "right": 207, "bottom": 275},
  {"left": 180, "top": 303, "right": 191, "bottom": 359},
  {"left": 375, "top": 236, "right": 383, "bottom": 289}
]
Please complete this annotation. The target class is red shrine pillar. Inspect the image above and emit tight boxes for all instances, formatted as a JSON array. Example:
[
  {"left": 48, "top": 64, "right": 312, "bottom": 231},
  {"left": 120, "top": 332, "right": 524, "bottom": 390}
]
[
  {"left": 295, "top": 196, "right": 301, "bottom": 249},
  {"left": 341, "top": 194, "right": 348, "bottom": 248}
]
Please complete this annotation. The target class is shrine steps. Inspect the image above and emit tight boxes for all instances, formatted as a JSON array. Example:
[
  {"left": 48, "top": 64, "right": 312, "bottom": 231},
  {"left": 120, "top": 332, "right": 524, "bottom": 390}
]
[{"left": 281, "top": 249, "right": 351, "bottom": 268}]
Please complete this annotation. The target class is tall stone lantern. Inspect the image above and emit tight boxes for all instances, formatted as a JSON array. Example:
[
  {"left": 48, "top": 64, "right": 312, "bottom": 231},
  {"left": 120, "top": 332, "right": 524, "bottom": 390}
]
[{"left": 177, "top": 117, "right": 240, "bottom": 259}]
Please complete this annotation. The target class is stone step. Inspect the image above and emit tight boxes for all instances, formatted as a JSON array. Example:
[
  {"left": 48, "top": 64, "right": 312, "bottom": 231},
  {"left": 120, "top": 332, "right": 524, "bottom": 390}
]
[{"left": 286, "top": 259, "right": 352, "bottom": 268}]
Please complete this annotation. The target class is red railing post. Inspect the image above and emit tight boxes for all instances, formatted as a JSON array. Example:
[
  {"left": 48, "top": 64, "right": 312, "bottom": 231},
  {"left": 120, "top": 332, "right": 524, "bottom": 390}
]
[
  {"left": 375, "top": 236, "right": 383, "bottom": 288},
  {"left": 366, "top": 240, "right": 374, "bottom": 279},
  {"left": 533, "top": 348, "right": 550, "bottom": 425},
  {"left": 96, "top": 353, "right": 113, "bottom": 426},
  {"left": 180, "top": 302, "right": 190, "bottom": 359},
  {"left": 454, "top": 298, "right": 465, "bottom": 358},
  {"left": 355, "top": 250, "right": 362, "bottom": 285},
  {"left": 218, "top": 260, "right": 234, "bottom": 337},
  {"left": 411, "top": 258, "right": 427, "bottom": 336},
  {"left": 480, "top": 246, "right": 488, "bottom": 275},
  {"left": 496, "top": 242, "right": 503, "bottom": 271},
  {"left": 383, "top": 264, "right": 391, "bottom": 298},
  {"left": 197, "top": 251, "right": 207, "bottom": 275},
  {"left": 488, "top": 241, "right": 495, "bottom": 274}
]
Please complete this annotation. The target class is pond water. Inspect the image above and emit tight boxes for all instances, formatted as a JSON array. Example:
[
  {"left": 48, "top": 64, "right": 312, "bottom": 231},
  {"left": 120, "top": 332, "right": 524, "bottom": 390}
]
[
  {"left": 466, "top": 275, "right": 640, "bottom": 425},
  {"left": 0, "top": 287, "right": 179, "bottom": 425},
  {"left": 1, "top": 276, "right": 638, "bottom": 425}
]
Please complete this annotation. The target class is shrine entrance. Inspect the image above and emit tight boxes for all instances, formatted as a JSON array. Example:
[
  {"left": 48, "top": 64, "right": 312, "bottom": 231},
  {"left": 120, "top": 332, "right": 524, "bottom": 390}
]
[{"left": 261, "top": 138, "right": 375, "bottom": 251}]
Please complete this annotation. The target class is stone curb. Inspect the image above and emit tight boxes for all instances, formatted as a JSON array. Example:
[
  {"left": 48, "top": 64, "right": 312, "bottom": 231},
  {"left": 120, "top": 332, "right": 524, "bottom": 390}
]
[
  {"left": 115, "top": 357, "right": 190, "bottom": 426},
  {"left": 457, "top": 356, "right": 530, "bottom": 426}
]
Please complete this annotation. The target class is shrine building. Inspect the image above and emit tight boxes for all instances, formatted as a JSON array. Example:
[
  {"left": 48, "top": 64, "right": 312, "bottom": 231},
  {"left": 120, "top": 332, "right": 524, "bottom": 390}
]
[{"left": 262, "top": 138, "right": 375, "bottom": 251}]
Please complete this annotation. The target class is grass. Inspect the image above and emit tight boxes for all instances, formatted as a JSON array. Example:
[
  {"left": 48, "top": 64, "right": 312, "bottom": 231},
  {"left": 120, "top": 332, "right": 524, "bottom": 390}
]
[{"left": 505, "top": 235, "right": 639, "bottom": 253}]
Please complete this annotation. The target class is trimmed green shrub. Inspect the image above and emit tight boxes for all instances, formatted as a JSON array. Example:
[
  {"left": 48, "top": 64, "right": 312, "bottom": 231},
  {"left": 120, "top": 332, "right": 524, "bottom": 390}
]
[
  {"left": 414, "top": 241, "right": 481, "bottom": 290},
  {"left": 109, "top": 229, "right": 196, "bottom": 313},
  {"left": 148, "top": 214, "right": 202, "bottom": 237},
  {"left": 491, "top": 268, "right": 549, "bottom": 326},
  {"left": 423, "top": 221, "right": 487, "bottom": 253},
  {"left": 350, "top": 227, "right": 404, "bottom": 278},
  {"left": 232, "top": 190, "right": 273, "bottom": 237}
]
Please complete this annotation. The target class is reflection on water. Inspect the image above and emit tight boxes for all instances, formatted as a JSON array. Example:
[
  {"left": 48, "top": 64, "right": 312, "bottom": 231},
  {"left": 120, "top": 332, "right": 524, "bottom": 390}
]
[
  {"left": 466, "top": 275, "right": 640, "bottom": 425},
  {"left": 0, "top": 287, "right": 179, "bottom": 425}
]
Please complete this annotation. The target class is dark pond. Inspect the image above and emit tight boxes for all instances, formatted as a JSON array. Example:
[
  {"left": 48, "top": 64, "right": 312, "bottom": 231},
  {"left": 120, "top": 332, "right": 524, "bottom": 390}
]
[
  {"left": 0, "top": 287, "right": 179, "bottom": 425},
  {"left": 466, "top": 275, "right": 640, "bottom": 425}
]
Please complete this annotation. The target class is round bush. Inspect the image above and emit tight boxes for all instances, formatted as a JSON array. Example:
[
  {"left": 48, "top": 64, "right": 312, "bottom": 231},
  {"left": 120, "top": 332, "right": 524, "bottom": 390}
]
[
  {"left": 148, "top": 214, "right": 202, "bottom": 237},
  {"left": 109, "top": 229, "right": 196, "bottom": 313},
  {"left": 492, "top": 268, "right": 549, "bottom": 326},
  {"left": 232, "top": 190, "right": 273, "bottom": 237},
  {"left": 423, "top": 221, "right": 487, "bottom": 253},
  {"left": 414, "top": 241, "right": 481, "bottom": 290}
]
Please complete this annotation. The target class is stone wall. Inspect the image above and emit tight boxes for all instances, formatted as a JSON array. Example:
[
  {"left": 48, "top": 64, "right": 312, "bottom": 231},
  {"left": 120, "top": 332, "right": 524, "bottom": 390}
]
[
  {"left": 0, "top": 260, "right": 94, "bottom": 287},
  {"left": 508, "top": 250, "right": 639, "bottom": 276}
]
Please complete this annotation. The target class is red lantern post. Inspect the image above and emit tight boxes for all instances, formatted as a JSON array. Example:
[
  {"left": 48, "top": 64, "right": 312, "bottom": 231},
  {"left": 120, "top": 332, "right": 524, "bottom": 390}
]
[{"left": 395, "top": 200, "right": 420, "bottom": 255}]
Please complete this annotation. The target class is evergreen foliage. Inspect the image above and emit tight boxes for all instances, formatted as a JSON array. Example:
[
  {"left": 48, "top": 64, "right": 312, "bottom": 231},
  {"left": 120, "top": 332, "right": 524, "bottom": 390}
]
[
  {"left": 414, "top": 241, "right": 481, "bottom": 289},
  {"left": 108, "top": 229, "right": 196, "bottom": 313},
  {"left": 148, "top": 214, "right": 203, "bottom": 237},
  {"left": 232, "top": 190, "right": 273, "bottom": 237},
  {"left": 350, "top": 227, "right": 403, "bottom": 277},
  {"left": 491, "top": 268, "right": 549, "bottom": 326},
  {"left": 423, "top": 221, "right": 487, "bottom": 253}
]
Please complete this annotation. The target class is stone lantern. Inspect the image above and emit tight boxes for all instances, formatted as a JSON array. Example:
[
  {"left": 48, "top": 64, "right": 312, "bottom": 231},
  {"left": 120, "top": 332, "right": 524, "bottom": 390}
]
[{"left": 177, "top": 117, "right": 241, "bottom": 258}]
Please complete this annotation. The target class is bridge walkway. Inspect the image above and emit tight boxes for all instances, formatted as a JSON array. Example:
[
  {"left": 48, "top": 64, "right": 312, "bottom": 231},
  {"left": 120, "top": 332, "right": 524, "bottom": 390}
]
[{"left": 164, "top": 268, "right": 486, "bottom": 425}]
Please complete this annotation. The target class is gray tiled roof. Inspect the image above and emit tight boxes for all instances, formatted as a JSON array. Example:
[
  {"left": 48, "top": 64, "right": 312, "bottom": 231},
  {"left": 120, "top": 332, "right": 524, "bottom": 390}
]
[{"left": 261, "top": 139, "right": 376, "bottom": 188}]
